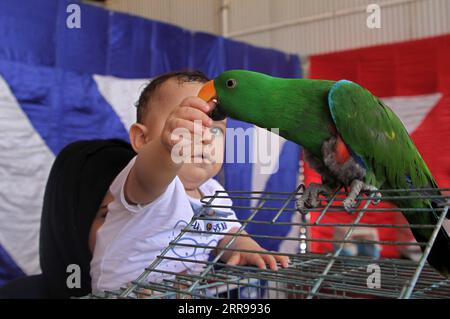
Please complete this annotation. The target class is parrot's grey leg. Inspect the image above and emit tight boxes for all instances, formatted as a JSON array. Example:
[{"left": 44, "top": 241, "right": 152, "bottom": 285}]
[
  {"left": 343, "top": 180, "right": 382, "bottom": 211},
  {"left": 343, "top": 180, "right": 364, "bottom": 211},
  {"left": 297, "top": 183, "right": 333, "bottom": 209},
  {"left": 362, "top": 184, "right": 382, "bottom": 205}
]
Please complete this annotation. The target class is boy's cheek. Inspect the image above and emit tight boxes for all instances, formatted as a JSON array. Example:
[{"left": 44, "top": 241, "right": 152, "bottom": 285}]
[
  {"left": 210, "top": 143, "right": 225, "bottom": 165},
  {"left": 211, "top": 162, "right": 224, "bottom": 176}
]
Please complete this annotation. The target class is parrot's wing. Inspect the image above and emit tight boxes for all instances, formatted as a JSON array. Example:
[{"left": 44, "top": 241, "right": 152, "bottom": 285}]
[{"left": 327, "top": 80, "right": 437, "bottom": 190}]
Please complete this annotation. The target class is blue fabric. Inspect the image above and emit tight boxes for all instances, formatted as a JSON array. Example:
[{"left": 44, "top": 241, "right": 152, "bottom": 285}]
[
  {"left": 0, "top": 0, "right": 301, "bottom": 79},
  {"left": 0, "top": 245, "right": 25, "bottom": 287},
  {"left": 107, "top": 13, "right": 155, "bottom": 78},
  {"left": 0, "top": 60, "right": 129, "bottom": 154},
  {"left": 247, "top": 142, "right": 301, "bottom": 251},
  {"left": 55, "top": 0, "right": 109, "bottom": 75},
  {"left": 149, "top": 22, "right": 193, "bottom": 76},
  {"left": 0, "top": 0, "right": 58, "bottom": 66},
  {"left": 223, "top": 119, "right": 255, "bottom": 223},
  {"left": 190, "top": 33, "right": 225, "bottom": 78},
  {"left": 0, "top": 0, "right": 301, "bottom": 282}
]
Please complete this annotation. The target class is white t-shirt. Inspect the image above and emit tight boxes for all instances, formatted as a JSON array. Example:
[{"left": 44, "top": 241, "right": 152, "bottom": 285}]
[{"left": 90, "top": 157, "right": 241, "bottom": 294}]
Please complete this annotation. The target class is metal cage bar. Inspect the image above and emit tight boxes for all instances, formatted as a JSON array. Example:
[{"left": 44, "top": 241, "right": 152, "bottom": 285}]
[{"left": 90, "top": 185, "right": 450, "bottom": 299}]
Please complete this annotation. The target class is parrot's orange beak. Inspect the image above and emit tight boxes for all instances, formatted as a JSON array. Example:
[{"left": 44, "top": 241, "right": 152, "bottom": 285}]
[{"left": 198, "top": 80, "right": 217, "bottom": 103}]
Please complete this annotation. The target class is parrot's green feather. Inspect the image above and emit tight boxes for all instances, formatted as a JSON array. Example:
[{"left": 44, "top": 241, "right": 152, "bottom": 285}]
[
  {"left": 328, "top": 80, "right": 437, "bottom": 191},
  {"left": 328, "top": 80, "right": 443, "bottom": 242}
]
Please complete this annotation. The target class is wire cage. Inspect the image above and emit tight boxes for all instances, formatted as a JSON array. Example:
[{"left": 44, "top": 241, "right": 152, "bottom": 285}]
[{"left": 91, "top": 185, "right": 450, "bottom": 299}]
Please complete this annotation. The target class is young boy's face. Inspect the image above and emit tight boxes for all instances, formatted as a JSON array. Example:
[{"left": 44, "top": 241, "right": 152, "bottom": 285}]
[{"left": 142, "top": 78, "right": 226, "bottom": 190}]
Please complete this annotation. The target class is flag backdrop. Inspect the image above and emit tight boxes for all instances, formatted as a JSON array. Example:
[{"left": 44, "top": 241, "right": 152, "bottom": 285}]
[
  {"left": 308, "top": 34, "right": 450, "bottom": 257},
  {"left": 0, "top": 0, "right": 301, "bottom": 285}
]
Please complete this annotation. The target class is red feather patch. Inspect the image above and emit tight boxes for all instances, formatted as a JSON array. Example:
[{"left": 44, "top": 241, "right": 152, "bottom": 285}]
[{"left": 335, "top": 135, "right": 350, "bottom": 164}]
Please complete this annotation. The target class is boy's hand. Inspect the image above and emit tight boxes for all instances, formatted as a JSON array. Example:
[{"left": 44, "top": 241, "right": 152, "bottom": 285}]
[
  {"left": 160, "top": 96, "right": 213, "bottom": 155},
  {"left": 220, "top": 232, "right": 290, "bottom": 271},
  {"left": 127, "top": 96, "right": 215, "bottom": 205}
]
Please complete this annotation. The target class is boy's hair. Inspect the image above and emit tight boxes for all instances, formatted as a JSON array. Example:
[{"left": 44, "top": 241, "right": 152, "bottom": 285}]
[{"left": 135, "top": 70, "right": 209, "bottom": 123}]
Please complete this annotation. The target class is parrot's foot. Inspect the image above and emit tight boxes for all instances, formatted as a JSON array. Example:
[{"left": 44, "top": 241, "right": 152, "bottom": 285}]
[
  {"left": 297, "top": 183, "right": 333, "bottom": 210},
  {"left": 343, "top": 180, "right": 382, "bottom": 211}
]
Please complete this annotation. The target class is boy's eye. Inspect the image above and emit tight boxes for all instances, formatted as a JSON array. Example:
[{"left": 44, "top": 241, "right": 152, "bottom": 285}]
[{"left": 209, "top": 127, "right": 223, "bottom": 136}]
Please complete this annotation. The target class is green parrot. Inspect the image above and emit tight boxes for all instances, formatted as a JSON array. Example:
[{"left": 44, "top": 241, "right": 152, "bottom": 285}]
[{"left": 198, "top": 70, "right": 449, "bottom": 278}]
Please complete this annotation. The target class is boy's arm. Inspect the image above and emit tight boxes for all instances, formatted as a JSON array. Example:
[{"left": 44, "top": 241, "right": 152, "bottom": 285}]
[
  {"left": 125, "top": 97, "right": 212, "bottom": 205},
  {"left": 125, "top": 138, "right": 180, "bottom": 205}
]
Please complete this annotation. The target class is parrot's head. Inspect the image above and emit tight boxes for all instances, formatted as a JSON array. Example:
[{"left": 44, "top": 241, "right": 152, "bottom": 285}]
[{"left": 198, "top": 70, "right": 275, "bottom": 125}]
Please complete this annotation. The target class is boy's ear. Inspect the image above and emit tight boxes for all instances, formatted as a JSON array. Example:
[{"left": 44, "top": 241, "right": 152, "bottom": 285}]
[{"left": 129, "top": 123, "right": 149, "bottom": 153}]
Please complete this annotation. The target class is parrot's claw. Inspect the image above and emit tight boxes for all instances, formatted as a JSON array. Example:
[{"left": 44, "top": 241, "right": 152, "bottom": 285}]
[
  {"left": 363, "top": 185, "right": 382, "bottom": 205},
  {"left": 343, "top": 180, "right": 382, "bottom": 211},
  {"left": 343, "top": 198, "right": 357, "bottom": 211},
  {"left": 297, "top": 183, "right": 332, "bottom": 211}
]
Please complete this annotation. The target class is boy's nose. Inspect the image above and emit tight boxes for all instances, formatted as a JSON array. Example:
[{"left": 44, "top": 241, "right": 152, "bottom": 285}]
[{"left": 202, "top": 128, "right": 214, "bottom": 144}]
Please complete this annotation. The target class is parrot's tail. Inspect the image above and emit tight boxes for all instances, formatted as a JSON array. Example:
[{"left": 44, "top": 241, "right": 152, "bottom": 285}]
[
  {"left": 421, "top": 187, "right": 449, "bottom": 217},
  {"left": 411, "top": 188, "right": 449, "bottom": 278},
  {"left": 396, "top": 187, "right": 450, "bottom": 279},
  {"left": 411, "top": 226, "right": 450, "bottom": 279}
]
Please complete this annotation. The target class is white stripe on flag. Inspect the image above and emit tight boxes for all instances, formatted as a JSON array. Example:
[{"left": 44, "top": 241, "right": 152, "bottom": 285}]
[
  {"left": 93, "top": 75, "right": 150, "bottom": 132},
  {"left": 381, "top": 93, "right": 442, "bottom": 133},
  {"left": 251, "top": 126, "right": 287, "bottom": 208},
  {"left": 0, "top": 76, "right": 54, "bottom": 275}
]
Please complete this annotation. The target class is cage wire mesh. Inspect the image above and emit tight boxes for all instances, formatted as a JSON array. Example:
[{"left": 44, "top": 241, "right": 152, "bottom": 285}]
[{"left": 92, "top": 185, "right": 450, "bottom": 299}]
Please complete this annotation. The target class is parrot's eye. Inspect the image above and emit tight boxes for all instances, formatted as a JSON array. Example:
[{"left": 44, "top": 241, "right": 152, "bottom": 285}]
[{"left": 226, "top": 79, "right": 237, "bottom": 89}]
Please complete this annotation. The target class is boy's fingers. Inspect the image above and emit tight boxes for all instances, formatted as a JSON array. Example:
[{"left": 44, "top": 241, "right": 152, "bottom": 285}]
[
  {"left": 176, "top": 106, "right": 213, "bottom": 127},
  {"left": 168, "top": 118, "right": 204, "bottom": 138},
  {"left": 275, "top": 255, "right": 290, "bottom": 268},
  {"left": 251, "top": 254, "right": 267, "bottom": 270},
  {"left": 262, "top": 254, "right": 278, "bottom": 271},
  {"left": 226, "top": 252, "right": 241, "bottom": 266},
  {"left": 207, "top": 99, "right": 217, "bottom": 111},
  {"left": 180, "top": 96, "right": 211, "bottom": 114}
]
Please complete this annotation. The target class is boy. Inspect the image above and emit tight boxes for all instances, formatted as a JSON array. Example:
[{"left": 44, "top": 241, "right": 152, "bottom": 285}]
[{"left": 90, "top": 71, "right": 289, "bottom": 294}]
